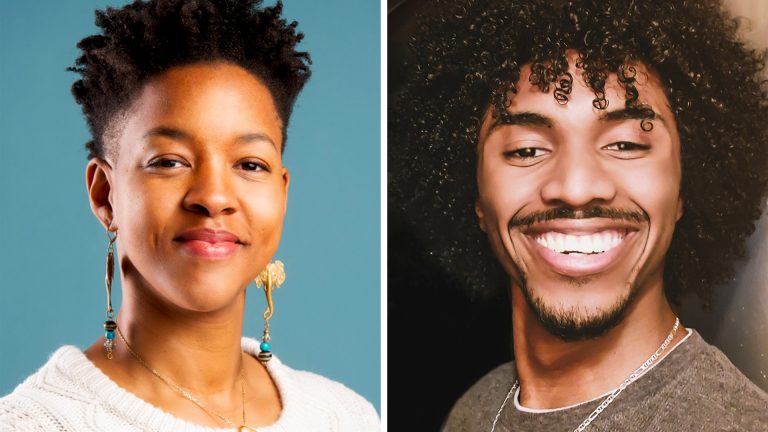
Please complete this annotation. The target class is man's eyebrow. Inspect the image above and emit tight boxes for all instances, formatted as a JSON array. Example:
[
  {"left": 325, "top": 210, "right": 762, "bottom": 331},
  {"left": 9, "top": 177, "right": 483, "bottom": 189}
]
[
  {"left": 486, "top": 106, "right": 669, "bottom": 135},
  {"left": 490, "top": 111, "right": 554, "bottom": 131},
  {"left": 143, "top": 127, "right": 278, "bottom": 150},
  {"left": 600, "top": 106, "right": 668, "bottom": 128}
]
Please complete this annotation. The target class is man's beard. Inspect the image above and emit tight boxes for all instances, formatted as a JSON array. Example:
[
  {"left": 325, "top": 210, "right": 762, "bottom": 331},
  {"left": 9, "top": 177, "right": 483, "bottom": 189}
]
[
  {"left": 518, "top": 276, "right": 638, "bottom": 342},
  {"left": 508, "top": 204, "right": 647, "bottom": 342}
]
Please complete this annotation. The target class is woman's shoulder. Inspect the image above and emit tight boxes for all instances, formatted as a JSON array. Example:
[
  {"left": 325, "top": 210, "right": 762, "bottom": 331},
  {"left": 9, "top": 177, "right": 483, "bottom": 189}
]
[
  {"left": 0, "top": 345, "right": 103, "bottom": 431},
  {"left": 271, "top": 357, "right": 376, "bottom": 407},
  {"left": 241, "top": 338, "right": 380, "bottom": 431},
  {"left": 1, "top": 341, "right": 380, "bottom": 432}
]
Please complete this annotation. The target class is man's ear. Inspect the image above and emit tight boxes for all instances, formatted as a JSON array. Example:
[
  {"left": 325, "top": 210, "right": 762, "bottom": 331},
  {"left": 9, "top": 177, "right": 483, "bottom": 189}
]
[
  {"left": 86, "top": 158, "right": 116, "bottom": 231},
  {"left": 676, "top": 196, "right": 684, "bottom": 222},
  {"left": 475, "top": 200, "right": 487, "bottom": 232}
]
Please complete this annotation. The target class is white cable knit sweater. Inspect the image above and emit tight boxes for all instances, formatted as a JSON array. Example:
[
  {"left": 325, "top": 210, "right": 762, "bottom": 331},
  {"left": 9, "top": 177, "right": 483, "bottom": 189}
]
[{"left": 0, "top": 338, "right": 379, "bottom": 431}]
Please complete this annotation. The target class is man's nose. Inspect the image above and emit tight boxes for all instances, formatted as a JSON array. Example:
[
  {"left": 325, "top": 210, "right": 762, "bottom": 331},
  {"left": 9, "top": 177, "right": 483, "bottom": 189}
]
[{"left": 539, "top": 145, "right": 617, "bottom": 208}]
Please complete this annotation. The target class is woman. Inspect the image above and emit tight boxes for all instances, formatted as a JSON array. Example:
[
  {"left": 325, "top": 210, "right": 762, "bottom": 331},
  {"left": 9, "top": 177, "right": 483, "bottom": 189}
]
[{"left": 0, "top": 0, "right": 379, "bottom": 430}]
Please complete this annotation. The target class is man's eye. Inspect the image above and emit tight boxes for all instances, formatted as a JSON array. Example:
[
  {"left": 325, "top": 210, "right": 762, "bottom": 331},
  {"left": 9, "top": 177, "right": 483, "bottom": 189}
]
[
  {"left": 504, "top": 147, "right": 549, "bottom": 159},
  {"left": 604, "top": 141, "right": 650, "bottom": 151}
]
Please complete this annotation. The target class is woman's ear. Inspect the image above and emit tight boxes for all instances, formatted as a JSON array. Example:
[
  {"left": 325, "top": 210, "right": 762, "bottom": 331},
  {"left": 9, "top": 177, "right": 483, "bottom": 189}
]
[
  {"left": 86, "top": 158, "right": 116, "bottom": 231},
  {"left": 281, "top": 167, "right": 290, "bottom": 213}
]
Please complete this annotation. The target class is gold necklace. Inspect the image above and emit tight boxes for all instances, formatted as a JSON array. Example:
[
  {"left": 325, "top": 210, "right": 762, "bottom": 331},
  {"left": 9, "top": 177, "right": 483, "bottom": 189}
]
[{"left": 116, "top": 326, "right": 256, "bottom": 431}]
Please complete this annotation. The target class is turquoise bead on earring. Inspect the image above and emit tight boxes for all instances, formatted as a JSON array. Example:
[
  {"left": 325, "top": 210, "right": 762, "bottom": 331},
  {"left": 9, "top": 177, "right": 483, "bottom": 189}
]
[
  {"left": 104, "top": 320, "right": 117, "bottom": 359},
  {"left": 255, "top": 260, "right": 284, "bottom": 364},
  {"left": 103, "top": 232, "right": 118, "bottom": 359},
  {"left": 258, "top": 337, "right": 273, "bottom": 362}
]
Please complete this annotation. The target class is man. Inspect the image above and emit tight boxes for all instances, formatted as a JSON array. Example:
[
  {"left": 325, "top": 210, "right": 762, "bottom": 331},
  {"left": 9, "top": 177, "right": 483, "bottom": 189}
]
[{"left": 390, "top": 0, "right": 768, "bottom": 430}]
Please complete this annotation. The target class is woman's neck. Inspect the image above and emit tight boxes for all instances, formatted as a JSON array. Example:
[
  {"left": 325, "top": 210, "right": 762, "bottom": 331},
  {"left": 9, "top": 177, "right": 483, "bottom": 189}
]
[
  {"left": 113, "top": 284, "right": 247, "bottom": 393},
  {"left": 83, "top": 274, "right": 282, "bottom": 428}
]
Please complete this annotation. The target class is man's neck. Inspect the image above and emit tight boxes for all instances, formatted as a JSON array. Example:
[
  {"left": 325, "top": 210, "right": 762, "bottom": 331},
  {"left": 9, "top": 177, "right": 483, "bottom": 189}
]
[{"left": 511, "top": 281, "right": 686, "bottom": 409}]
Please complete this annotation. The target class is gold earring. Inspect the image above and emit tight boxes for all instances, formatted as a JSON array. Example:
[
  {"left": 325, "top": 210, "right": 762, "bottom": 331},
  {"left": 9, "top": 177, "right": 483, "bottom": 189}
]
[
  {"left": 103, "top": 231, "right": 118, "bottom": 359},
  {"left": 254, "top": 260, "right": 285, "bottom": 363}
]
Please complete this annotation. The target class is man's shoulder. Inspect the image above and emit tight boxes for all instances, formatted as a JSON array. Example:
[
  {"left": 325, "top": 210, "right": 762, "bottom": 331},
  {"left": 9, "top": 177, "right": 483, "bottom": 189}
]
[
  {"left": 441, "top": 361, "right": 516, "bottom": 432},
  {"left": 674, "top": 332, "right": 768, "bottom": 429}
]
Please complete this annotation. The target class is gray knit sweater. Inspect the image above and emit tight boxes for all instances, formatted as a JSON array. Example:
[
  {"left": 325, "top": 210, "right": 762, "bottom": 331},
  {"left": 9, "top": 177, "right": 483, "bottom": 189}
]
[{"left": 443, "top": 330, "right": 768, "bottom": 432}]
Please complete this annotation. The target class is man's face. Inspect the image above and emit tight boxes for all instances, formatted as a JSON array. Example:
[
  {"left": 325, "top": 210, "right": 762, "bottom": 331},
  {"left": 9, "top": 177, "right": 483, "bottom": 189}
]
[{"left": 475, "top": 57, "right": 683, "bottom": 340}]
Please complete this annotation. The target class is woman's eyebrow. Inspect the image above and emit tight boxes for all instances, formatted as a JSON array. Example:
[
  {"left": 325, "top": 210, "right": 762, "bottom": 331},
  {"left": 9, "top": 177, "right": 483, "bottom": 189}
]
[
  {"left": 142, "top": 126, "right": 192, "bottom": 141},
  {"left": 142, "top": 127, "right": 278, "bottom": 150},
  {"left": 236, "top": 132, "right": 278, "bottom": 151}
]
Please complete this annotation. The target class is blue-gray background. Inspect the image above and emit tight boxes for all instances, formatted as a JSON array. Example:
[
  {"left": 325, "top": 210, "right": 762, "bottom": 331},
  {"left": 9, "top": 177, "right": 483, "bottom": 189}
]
[{"left": 0, "top": 0, "right": 380, "bottom": 412}]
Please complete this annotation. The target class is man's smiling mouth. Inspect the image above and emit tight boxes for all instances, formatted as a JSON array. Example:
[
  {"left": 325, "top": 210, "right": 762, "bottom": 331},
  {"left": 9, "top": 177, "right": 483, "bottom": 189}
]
[
  {"left": 514, "top": 220, "right": 644, "bottom": 277},
  {"left": 508, "top": 208, "right": 649, "bottom": 277},
  {"left": 533, "top": 229, "right": 627, "bottom": 255}
]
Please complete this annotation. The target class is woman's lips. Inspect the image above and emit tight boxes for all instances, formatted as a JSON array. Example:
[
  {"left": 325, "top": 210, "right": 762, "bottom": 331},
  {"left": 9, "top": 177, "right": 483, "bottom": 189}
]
[
  {"left": 525, "top": 229, "right": 638, "bottom": 277},
  {"left": 177, "top": 239, "right": 240, "bottom": 259},
  {"left": 174, "top": 228, "right": 242, "bottom": 260}
]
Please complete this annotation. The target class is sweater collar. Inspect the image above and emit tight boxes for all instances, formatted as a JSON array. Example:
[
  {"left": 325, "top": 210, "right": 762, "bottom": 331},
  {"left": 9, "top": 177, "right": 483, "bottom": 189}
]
[{"left": 51, "top": 337, "right": 294, "bottom": 431}]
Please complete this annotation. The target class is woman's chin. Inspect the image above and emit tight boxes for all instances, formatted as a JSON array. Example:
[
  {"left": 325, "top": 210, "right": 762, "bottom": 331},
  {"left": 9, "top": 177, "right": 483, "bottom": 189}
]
[
  {"left": 170, "top": 292, "right": 244, "bottom": 314},
  {"left": 125, "top": 253, "right": 259, "bottom": 315},
  {"left": 149, "top": 277, "right": 248, "bottom": 315}
]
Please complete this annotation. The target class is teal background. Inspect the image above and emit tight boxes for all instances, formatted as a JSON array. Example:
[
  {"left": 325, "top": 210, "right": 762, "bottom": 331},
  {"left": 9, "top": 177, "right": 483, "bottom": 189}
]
[{"left": 0, "top": 0, "right": 380, "bottom": 412}]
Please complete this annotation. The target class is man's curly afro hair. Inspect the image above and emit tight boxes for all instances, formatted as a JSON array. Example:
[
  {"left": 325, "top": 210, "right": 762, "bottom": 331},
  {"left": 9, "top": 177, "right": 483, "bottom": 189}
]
[
  {"left": 390, "top": 0, "right": 768, "bottom": 307},
  {"left": 69, "top": 0, "right": 311, "bottom": 160}
]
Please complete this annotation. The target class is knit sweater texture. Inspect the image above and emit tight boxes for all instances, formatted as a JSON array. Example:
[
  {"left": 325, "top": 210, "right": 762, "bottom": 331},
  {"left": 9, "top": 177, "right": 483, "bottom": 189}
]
[
  {"left": 443, "top": 330, "right": 768, "bottom": 432},
  {"left": 0, "top": 338, "right": 379, "bottom": 432}
]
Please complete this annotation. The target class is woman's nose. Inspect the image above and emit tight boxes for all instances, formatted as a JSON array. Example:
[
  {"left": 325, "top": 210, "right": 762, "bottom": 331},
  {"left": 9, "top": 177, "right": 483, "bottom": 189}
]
[{"left": 182, "top": 163, "right": 237, "bottom": 217}]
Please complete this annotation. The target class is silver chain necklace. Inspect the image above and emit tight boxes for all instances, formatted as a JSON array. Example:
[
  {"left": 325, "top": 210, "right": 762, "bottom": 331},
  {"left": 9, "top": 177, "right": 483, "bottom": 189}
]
[{"left": 490, "top": 317, "right": 680, "bottom": 432}]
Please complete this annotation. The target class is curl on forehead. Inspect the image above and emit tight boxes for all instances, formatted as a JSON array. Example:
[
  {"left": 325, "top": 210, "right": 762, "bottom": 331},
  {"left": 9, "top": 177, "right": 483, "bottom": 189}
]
[
  {"left": 480, "top": 53, "right": 671, "bottom": 145},
  {"left": 494, "top": 53, "right": 652, "bottom": 110}
]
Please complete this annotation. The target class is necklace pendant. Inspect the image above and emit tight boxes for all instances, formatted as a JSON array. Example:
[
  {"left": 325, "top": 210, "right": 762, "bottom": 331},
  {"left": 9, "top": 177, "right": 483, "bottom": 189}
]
[{"left": 238, "top": 426, "right": 256, "bottom": 432}]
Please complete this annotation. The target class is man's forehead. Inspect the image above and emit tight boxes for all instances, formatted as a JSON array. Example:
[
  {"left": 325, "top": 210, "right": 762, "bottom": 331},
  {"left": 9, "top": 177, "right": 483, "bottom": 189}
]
[
  {"left": 514, "top": 53, "right": 664, "bottom": 103},
  {"left": 478, "top": 54, "right": 675, "bottom": 140}
]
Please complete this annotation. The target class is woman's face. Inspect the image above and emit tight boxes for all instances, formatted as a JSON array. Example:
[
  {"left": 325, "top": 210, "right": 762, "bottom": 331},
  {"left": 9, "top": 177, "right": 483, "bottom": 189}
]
[{"left": 88, "top": 62, "right": 288, "bottom": 312}]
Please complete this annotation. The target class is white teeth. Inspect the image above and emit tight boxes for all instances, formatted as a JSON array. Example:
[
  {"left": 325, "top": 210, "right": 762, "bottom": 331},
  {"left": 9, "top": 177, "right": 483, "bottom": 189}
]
[
  {"left": 555, "top": 234, "right": 564, "bottom": 252},
  {"left": 534, "top": 231, "right": 625, "bottom": 254},
  {"left": 564, "top": 235, "right": 578, "bottom": 252},
  {"left": 580, "top": 235, "right": 592, "bottom": 252}
]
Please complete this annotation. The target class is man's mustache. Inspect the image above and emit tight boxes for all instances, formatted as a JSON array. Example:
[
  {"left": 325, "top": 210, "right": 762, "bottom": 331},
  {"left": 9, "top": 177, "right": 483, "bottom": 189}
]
[{"left": 509, "top": 206, "right": 649, "bottom": 229}]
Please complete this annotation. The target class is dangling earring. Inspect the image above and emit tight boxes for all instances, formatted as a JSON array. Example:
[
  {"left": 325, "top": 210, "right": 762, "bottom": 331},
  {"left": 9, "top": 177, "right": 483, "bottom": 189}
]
[
  {"left": 103, "top": 231, "right": 118, "bottom": 359},
  {"left": 255, "top": 260, "right": 285, "bottom": 363}
]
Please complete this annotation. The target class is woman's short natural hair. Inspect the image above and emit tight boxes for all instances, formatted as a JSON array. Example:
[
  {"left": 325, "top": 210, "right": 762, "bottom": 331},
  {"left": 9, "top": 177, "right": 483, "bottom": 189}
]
[{"left": 69, "top": 0, "right": 311, "bottom": 159}]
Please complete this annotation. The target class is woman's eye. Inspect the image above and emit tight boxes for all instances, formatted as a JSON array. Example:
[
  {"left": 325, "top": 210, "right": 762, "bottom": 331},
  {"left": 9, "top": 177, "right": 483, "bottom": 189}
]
[
  {"left": 239, "top": 161, "right": 268, "bottom": 172},
  {"left": 148, "top": 158, "right": 185, "bottom": 168},
  {"left": 504, "top": 147, "right": 549, "bottom": 159},
  {"left": 604, "top": 141, "right": 650, "bottom": 152}
]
